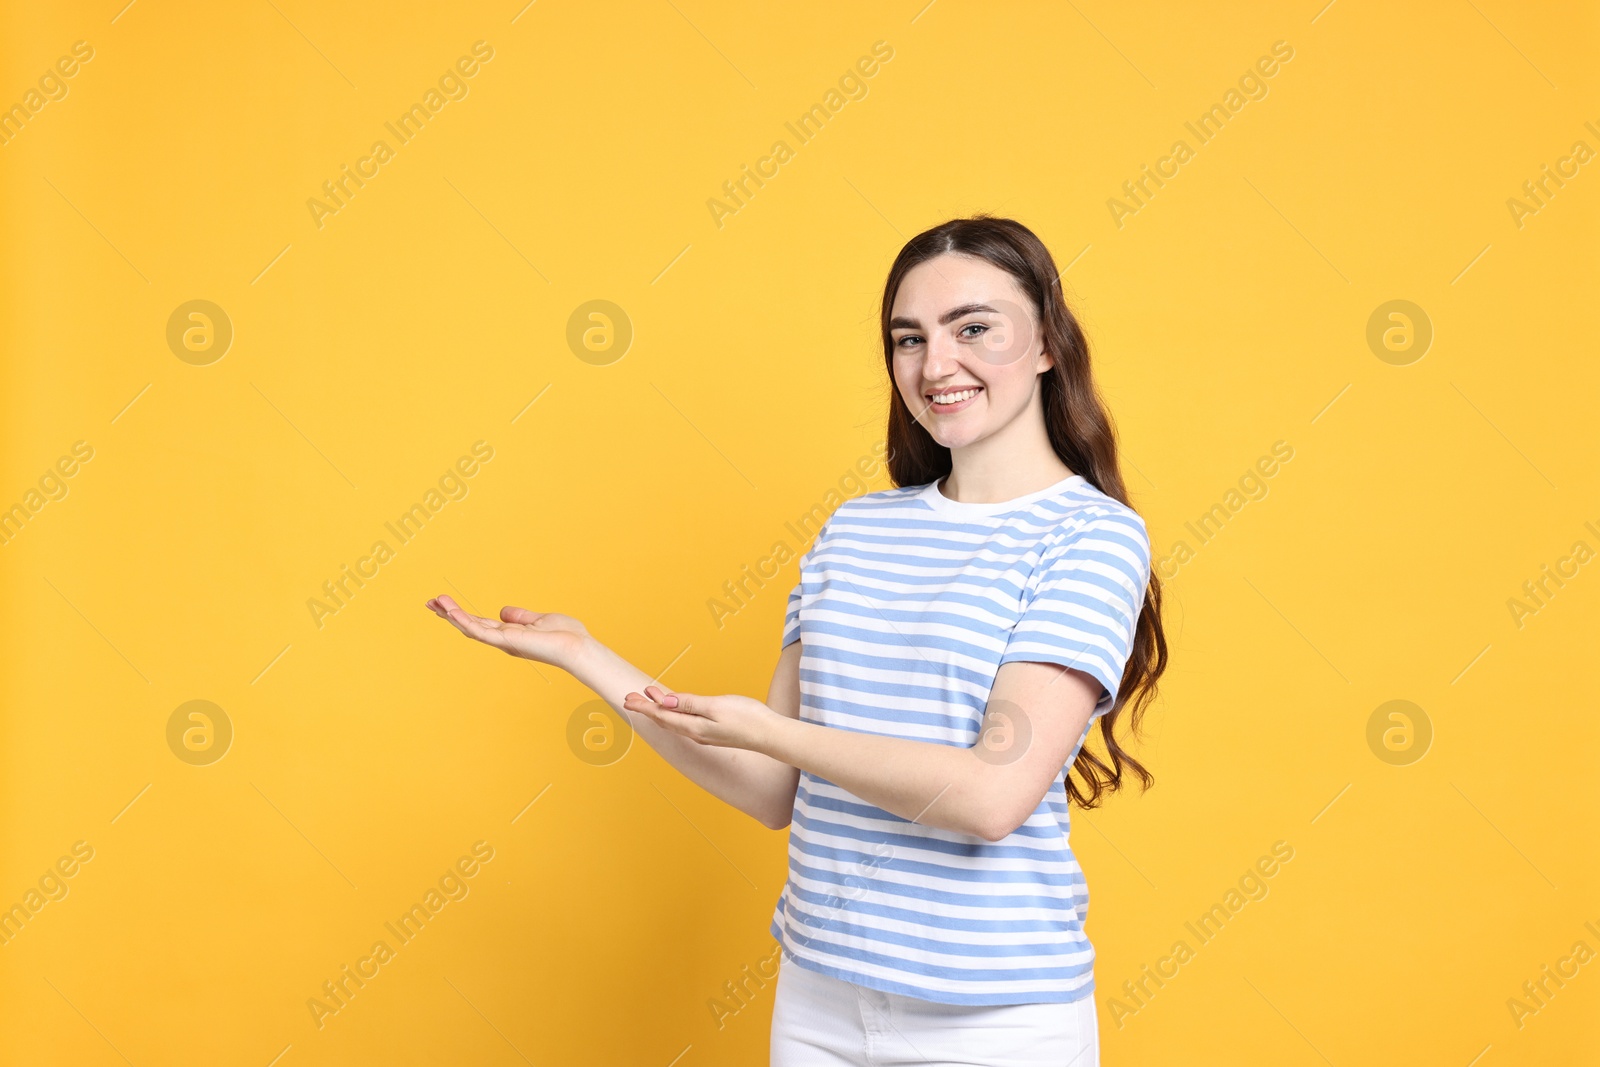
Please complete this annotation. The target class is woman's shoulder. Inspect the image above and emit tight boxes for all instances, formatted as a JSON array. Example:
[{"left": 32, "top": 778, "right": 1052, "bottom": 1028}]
[
  {"left": 831, "top": 484, "right": 929, "bottom": 520},
  {"left": 1034, "top": 483, "right": 1150, "bottom": 552},
  {"left": 1041, "top": 508, "right": 1152, "bottom": 592}
]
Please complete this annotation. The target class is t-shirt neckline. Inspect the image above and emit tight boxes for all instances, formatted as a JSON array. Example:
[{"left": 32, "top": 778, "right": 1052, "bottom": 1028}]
[{"left": 917, "top": 472, "right": 1086, "bottom": 517}]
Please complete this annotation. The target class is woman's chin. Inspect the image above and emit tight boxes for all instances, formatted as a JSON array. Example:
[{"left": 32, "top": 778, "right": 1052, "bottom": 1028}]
[{"left": 920, "top": 422, "right": 988, "bottom": 450}]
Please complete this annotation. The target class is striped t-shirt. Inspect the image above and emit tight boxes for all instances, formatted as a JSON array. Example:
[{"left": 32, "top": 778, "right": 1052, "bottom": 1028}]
[{"left": 769, "top": 471, "right": 1151, "bottom": 1006}]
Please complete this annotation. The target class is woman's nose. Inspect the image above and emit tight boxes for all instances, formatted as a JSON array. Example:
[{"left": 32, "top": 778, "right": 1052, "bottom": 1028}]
[{"left": 920, "top": 334, "right": 958, "bottom": 377}]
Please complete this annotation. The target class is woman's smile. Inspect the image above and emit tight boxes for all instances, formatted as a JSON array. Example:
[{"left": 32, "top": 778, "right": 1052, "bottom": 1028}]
[{"left": 927, "top": 384, "right": 984, "bottom": 412}]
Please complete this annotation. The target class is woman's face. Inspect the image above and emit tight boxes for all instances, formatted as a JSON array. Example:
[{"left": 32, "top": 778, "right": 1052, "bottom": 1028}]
[{"left": 888, "top": 253, "right": 1052, "bottom": 452}]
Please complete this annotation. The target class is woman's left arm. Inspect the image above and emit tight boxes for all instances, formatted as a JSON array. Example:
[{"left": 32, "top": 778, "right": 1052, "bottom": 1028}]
[{"left": 623, "top": 658, "right": 1101, "bottom": 842}]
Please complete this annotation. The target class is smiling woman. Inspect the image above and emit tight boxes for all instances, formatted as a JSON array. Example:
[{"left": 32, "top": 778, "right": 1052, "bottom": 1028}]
[{"left": 426, "top": 214, "right": 1167, "bottom": 1067}]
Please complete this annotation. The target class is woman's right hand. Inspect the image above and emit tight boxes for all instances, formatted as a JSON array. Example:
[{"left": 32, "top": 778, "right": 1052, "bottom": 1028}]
[{"left": 425, "top": 595, "right": 591, "bottom": 671}]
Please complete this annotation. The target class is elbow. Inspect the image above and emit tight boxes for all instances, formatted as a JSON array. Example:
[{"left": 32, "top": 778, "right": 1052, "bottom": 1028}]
[
  {"left": 762, "top": 774, "right": 800, "bottom": 831},
  {"left": 760, "top": 796, "right": 796, "bottom": 831},
  {"left": 975, "top": 807, "right": 1026, "bottom": 843}
]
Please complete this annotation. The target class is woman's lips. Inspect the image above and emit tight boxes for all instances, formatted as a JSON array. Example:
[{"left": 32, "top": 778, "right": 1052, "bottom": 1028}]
[{"left": 927, "top": 385, "right": 983, "bottom": 413}]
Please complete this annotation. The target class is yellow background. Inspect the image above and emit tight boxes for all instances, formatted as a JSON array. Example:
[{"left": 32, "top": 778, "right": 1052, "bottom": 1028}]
[{"left": 2, "top": 0, "right": 1596, "bottom": 1063}]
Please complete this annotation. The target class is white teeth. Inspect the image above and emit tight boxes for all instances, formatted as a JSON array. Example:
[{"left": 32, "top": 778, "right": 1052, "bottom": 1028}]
[{"left": 930, "top": 387, "right": 981, "bottom": 404}]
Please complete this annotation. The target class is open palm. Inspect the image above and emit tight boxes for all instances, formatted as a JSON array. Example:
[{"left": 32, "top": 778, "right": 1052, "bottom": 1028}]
[{"left": 425, "top": 594, "right": 589, "bottom": 669}]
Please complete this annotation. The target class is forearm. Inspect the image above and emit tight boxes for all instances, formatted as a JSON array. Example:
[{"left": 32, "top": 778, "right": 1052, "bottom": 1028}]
[
  {"left": 567, "top": 637, "right": 795, "bottom": 828},
  {"left": 757, "top": 717, "right": 995, "bottom": 839}
]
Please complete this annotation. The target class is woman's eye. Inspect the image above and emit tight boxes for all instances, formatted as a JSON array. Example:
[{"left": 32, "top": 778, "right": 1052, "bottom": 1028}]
[
  {"left": 896, "top": 335, "right": 923, "bottom": 348},
  {"left": 959, "top": 323, "right": 989, "bottom": 338}
]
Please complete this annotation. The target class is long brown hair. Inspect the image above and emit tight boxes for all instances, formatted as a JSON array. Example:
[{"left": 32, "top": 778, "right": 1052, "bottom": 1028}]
[{"left": 878, "top": 214, "right": 1168, "bottom": 808}]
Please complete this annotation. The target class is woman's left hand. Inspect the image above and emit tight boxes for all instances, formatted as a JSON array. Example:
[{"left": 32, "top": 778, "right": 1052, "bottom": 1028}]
[{"left": 622, "top": 686, "right": 781, "bottom": 751}]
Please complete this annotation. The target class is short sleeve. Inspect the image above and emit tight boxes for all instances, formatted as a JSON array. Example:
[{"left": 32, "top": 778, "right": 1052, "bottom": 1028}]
[
  {"left": 780, "top": 579, "right": 803, "bottom": 649},
  {"left": 780, "top": 520, "right": 832, "bottom": 650},
  {"left": 999, "top": 513, "right": 1151, "bottom": 717}
]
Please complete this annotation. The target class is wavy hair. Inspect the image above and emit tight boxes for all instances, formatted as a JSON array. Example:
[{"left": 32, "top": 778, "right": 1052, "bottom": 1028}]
[{"left": 878, "top": 214, "right": 1168, "bottom": 808}]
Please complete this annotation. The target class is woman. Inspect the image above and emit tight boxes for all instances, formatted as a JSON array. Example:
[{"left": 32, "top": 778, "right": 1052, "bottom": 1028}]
[{"left": 427, "top": 215, "right": 1167, "bottom": 1065}]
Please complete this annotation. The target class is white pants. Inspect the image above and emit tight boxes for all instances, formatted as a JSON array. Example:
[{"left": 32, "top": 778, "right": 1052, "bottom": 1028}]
[{"left": 770, "top": 951, "right": 1099, "bottom": 1066}]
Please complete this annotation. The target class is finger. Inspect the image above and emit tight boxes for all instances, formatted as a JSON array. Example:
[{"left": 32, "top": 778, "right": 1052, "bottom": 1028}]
[
  {"left": 626, "top": 696, "right": 683, "bottom": 734},
  {"left": 643, "top": 684, "right": 677, "bottom": 706},
  {"left": 444, "top": 607, "right": 515, "bottom": 651},
  {"left": 451, "top": 606, "right": 508, "bottom": 631},
  {"left": 624, "top": 692, "right": 666, "bottom": 716},
  {"left": 436, "top": 596, "right": 510, "bottom": 629},
  {"left": 648, "top": 705, "right": 700, "bottom": 741},
  {"left": 502, "top": 606, "right": 544, "bottom": 625},
  {"left": 426, "top": 596, "right": 468, "bottom": 620}
]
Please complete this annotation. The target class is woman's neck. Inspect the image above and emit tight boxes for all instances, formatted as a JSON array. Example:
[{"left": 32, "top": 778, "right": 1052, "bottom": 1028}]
[{"left": 939, "top": 395, "right": 1074, "bottom": 504}]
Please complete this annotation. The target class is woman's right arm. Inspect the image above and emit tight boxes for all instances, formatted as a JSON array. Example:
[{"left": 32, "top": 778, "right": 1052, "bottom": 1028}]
[
  {"left": 568, "top": 636, "right": 804, "bottom": 830},
  {"left": 425, "top": 595, "right": 802, "bottom": 830}
]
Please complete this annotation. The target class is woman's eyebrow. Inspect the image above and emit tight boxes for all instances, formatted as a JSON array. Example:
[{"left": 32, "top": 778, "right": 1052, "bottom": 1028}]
[{"left": 888, "top": 302, "right": 1000, "bottom": 330}]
